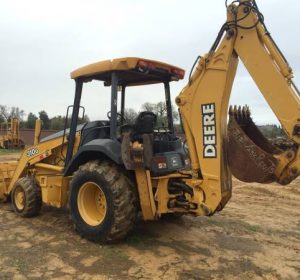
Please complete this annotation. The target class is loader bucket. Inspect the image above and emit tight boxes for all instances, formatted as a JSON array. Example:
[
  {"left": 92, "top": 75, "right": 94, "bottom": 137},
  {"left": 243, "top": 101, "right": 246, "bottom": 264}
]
[
  {"left": 227, "top": 105, "right": 281, "bottom": 183},
  {"left": 0, "top": 161, "right": 18, "bottom": 201}
]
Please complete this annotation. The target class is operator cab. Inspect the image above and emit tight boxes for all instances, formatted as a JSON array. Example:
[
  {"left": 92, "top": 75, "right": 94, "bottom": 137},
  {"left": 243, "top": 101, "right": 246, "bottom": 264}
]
[{"left": 65, "top": 57, "right": 189, "bottom": 175}]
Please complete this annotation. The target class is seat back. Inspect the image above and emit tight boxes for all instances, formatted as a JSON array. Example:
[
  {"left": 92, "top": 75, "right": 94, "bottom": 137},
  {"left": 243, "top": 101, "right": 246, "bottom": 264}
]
[{"left": 134, "top": 111, "right": 157, "bottom": 134}]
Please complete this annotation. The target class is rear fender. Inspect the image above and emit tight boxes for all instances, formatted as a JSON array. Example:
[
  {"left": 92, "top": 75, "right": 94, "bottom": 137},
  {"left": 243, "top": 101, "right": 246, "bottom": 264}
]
[{"left": 64, "top": 139, "right": 122, "bottom": 176}]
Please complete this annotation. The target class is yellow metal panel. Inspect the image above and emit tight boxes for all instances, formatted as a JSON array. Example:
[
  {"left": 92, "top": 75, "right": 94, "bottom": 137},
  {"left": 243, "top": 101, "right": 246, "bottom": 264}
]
[
  {"left": 37, "top": 175, "right": 69, "bottom": 208},
  {"left": 134, "top": 169, "right": 156, "bottom": 220},
  {"left": 40, "top": 178, "right": 60, "bottom": 207},
  {"left": 154, "top": 178, "right": 169, "bottom": 215},
  {"left": 70, "top": 57, "right": 184, "bottom": 80}
]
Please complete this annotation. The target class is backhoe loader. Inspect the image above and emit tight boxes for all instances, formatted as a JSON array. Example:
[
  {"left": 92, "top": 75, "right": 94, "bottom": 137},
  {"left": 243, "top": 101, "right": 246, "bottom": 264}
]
[
  {"left": 0, "top": 0, "right": 299, "bottom": 242},
  {"left": 0, "top": 118, "right": 24, "bottom": 149}
]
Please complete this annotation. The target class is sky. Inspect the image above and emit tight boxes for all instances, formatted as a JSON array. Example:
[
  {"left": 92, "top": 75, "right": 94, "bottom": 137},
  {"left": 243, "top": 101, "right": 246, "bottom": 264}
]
[{"left": 0, "top": 0, "right": 299, "bottom": 125}]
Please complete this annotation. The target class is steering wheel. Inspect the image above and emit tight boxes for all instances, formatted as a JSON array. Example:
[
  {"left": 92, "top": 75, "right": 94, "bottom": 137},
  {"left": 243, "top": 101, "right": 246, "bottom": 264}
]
[{"left": 107, "top": 111, "right": 126, "bottom": 123}]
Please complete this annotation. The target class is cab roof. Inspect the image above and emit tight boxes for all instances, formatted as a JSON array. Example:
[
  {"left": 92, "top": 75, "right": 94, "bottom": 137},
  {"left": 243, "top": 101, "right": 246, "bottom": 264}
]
[{"left": 70, "top": 57, "right": 185, "bottom": 86}]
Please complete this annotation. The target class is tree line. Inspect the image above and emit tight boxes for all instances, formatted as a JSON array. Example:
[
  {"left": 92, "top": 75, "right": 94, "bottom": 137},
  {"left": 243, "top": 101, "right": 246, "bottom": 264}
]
[
  {"left": 0, "top": 104, "right": 285, "bottom": 138},
  {"left": 257, "top": 124, "right": 285, "bottom": 139},
  {"left": 0, "top": 102, "right": 179, "bottom": 131},
  {"left": 0, "top": 105, "right": 89, "bottom": 130}
]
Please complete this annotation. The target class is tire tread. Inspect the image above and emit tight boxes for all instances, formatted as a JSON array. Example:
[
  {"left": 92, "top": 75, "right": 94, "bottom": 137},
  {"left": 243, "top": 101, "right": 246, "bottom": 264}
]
[
  {"left": 71, "top": 160, "right": 137, "bottom": 242},
  {"left": 12, "top": 177, "right": 42, "bottom": 217}
]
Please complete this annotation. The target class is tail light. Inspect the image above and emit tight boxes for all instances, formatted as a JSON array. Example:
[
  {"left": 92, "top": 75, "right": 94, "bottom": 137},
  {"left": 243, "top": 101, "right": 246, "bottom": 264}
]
[
  {"left": 171, "top": 68, "right": 185, "bottom": 79},
  {"left": 153, "top": 156, "right": 167, "bottom": 169},
  {"left": 137, "top": 60, "right": 185, "bottom": 79},
  {"left": 137, "top": 60, "right": 156, "bottom": 71}
]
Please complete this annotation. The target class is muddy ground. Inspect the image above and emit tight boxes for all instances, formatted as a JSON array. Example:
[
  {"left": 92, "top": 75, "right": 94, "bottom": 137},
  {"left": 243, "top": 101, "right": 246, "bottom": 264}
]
[{"left": 0, "top": 154, "right": 299, "bottom": 280}]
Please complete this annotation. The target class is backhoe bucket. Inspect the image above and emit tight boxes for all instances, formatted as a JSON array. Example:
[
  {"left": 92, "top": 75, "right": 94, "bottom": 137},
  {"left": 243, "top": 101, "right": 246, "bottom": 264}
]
[{"left": 227, "top": 106, "right": 281, "bottom": 183}]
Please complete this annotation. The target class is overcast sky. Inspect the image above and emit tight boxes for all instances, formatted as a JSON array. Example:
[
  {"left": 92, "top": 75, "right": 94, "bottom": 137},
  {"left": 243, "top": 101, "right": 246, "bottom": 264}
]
[{"left": 0, "top": 0, "right": 299, "bottom": 124}]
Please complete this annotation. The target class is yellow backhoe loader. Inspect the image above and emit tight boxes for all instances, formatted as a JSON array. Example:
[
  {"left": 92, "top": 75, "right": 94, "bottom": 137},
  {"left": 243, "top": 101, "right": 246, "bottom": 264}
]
[
  {"left": 0, "top": 0, "right": 299, "bottom": 242},
  {"left": 0, "top": 118, "right": 24, "bottom": 149}
]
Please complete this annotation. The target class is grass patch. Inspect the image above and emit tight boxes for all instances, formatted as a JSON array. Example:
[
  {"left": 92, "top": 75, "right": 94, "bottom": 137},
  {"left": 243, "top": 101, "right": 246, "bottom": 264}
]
[
  {"left": 203, "top": 217, "right": 224, "bottom": 227},
  {"left": 99, "top": 245, "right": 129, "bottom": 261},
  {"left": 244, "top": 224, "right": 262, "bottom": 233},
  {"left": 0, "top": 149, "right": 21, "bottom": 154},
  {"left": 126, "top": 232, "right": 155, "bottom": 246},
  {"left": 204, "top": 216, "right": 264, "bottom": 234}
]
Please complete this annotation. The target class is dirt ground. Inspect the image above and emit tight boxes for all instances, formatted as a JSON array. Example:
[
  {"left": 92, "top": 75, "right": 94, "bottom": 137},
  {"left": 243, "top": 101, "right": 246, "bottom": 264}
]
[{"left": 0, "top": 154, "right": 299, "bottom": 280}]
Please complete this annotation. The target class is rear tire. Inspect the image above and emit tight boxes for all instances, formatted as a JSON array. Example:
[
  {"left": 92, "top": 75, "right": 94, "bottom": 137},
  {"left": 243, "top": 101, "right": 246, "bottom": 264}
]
[
  {"left": 11, "top": 177, "right": 42, "bottom": 217},
  {"left": 69, "top": 160, "right": 137, "bottom": 243}
]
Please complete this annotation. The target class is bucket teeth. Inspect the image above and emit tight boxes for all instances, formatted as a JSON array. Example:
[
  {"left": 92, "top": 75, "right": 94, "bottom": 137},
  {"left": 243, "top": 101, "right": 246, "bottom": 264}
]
[
  {"left": 234, "top": 105, "right": 237, "bottom": 114},
  {"left": 238, "top": 106, "right": 242, "bottom": 122},
  {"left": 242, "top": 106, "right": 247, "bottom": 120},
  {"left": 229, "top": 104, "right": 251, "bottom": 124}
]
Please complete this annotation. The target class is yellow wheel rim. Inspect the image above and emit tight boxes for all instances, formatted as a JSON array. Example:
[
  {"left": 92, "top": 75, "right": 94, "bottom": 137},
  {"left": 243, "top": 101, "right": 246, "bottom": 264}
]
[
  {"left": 77, "top": 182, "right": 107, "bottom": 226},
  {"left": 14, "top": 186, "right": 25, "bottom": 211}
]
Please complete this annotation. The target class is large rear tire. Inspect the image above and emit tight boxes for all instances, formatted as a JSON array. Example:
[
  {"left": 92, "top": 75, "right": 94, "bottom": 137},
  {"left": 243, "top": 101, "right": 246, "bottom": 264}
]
[
  {"left": 69, "top": 160, "right": 137, "bottom": 243},
  {"left": 11, "top": 177, "right": 42, "bottom": 217}
]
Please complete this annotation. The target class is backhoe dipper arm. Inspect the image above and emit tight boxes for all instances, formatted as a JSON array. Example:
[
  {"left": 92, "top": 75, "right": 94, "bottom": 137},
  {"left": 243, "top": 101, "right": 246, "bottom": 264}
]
[{"left": 176, "top": 0, "right": 300, "bottom": 214}]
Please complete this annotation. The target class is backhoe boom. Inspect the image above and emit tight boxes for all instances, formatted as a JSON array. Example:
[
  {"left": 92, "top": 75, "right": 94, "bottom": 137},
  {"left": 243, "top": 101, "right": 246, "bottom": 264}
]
[{"left": 176, "top": 0, "right": 300, "bottom": 213}]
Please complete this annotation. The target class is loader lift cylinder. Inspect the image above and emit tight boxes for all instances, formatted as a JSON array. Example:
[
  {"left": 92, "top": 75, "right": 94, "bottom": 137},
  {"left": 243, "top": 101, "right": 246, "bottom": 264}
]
[{"left": 65, "top": 80, "right": 83, "bottom": 167}]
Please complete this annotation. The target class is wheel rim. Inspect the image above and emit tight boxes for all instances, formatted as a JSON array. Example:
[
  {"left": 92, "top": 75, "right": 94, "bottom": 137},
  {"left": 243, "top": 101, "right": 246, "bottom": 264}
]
[
  {"left": 14, "top": 186, "right": 25, "bottom": 211},
  {"left": 77, "top": 181, "right": 107, "bottom": 226}
]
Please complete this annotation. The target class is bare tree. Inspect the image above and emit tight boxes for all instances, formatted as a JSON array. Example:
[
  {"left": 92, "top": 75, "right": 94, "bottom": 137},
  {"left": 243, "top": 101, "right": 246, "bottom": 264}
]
[
  {"left": 10, "top": 107, "right": 25, "bottom": 120},
  {"left": 0, "top": 105, "right": 10, "bottom": 122},
  {"left": 123, "top": 108, "right": 138, "bottom": 124},
  {"left": 0, "top": 105, "right": 25, "bottom": 122},
  {"left": 141, "top": 101, "right": 178, "bottom": 127}
]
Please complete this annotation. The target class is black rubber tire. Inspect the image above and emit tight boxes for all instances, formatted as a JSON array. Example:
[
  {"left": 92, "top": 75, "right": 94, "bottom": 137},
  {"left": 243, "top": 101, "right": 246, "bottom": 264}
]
[
  {"left": 11, "top": 177, "right": 42, "bottom": 217},
  {"left": 69, "top": 160, "right": 137, "bottom": 243}
]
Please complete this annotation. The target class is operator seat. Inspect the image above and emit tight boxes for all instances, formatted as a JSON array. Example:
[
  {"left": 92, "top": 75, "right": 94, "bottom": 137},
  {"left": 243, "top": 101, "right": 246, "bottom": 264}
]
[
  {"left": 121, "top": 111, "right": 156, "bottom": 170},
  {"left": 131, "top": 111, "right": 157, "bottom": 141}
]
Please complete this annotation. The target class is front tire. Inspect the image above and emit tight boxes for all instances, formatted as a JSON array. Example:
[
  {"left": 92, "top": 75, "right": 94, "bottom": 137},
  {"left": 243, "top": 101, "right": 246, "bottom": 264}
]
[
  {"left": 11, "top": 177, "right": 42, "bottom": 217},
  {"left": 69, "top": 161, "right": 137, "bottom": 243}
]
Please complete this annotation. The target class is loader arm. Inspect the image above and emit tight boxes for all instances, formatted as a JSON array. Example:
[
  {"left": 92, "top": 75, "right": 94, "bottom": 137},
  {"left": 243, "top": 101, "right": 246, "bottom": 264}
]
[
  {"left": 6, "top": 136, "right": 68, "bottom": 194},
  {"left": 176, "top": 0, "right": 300, "bottom": 212}
]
